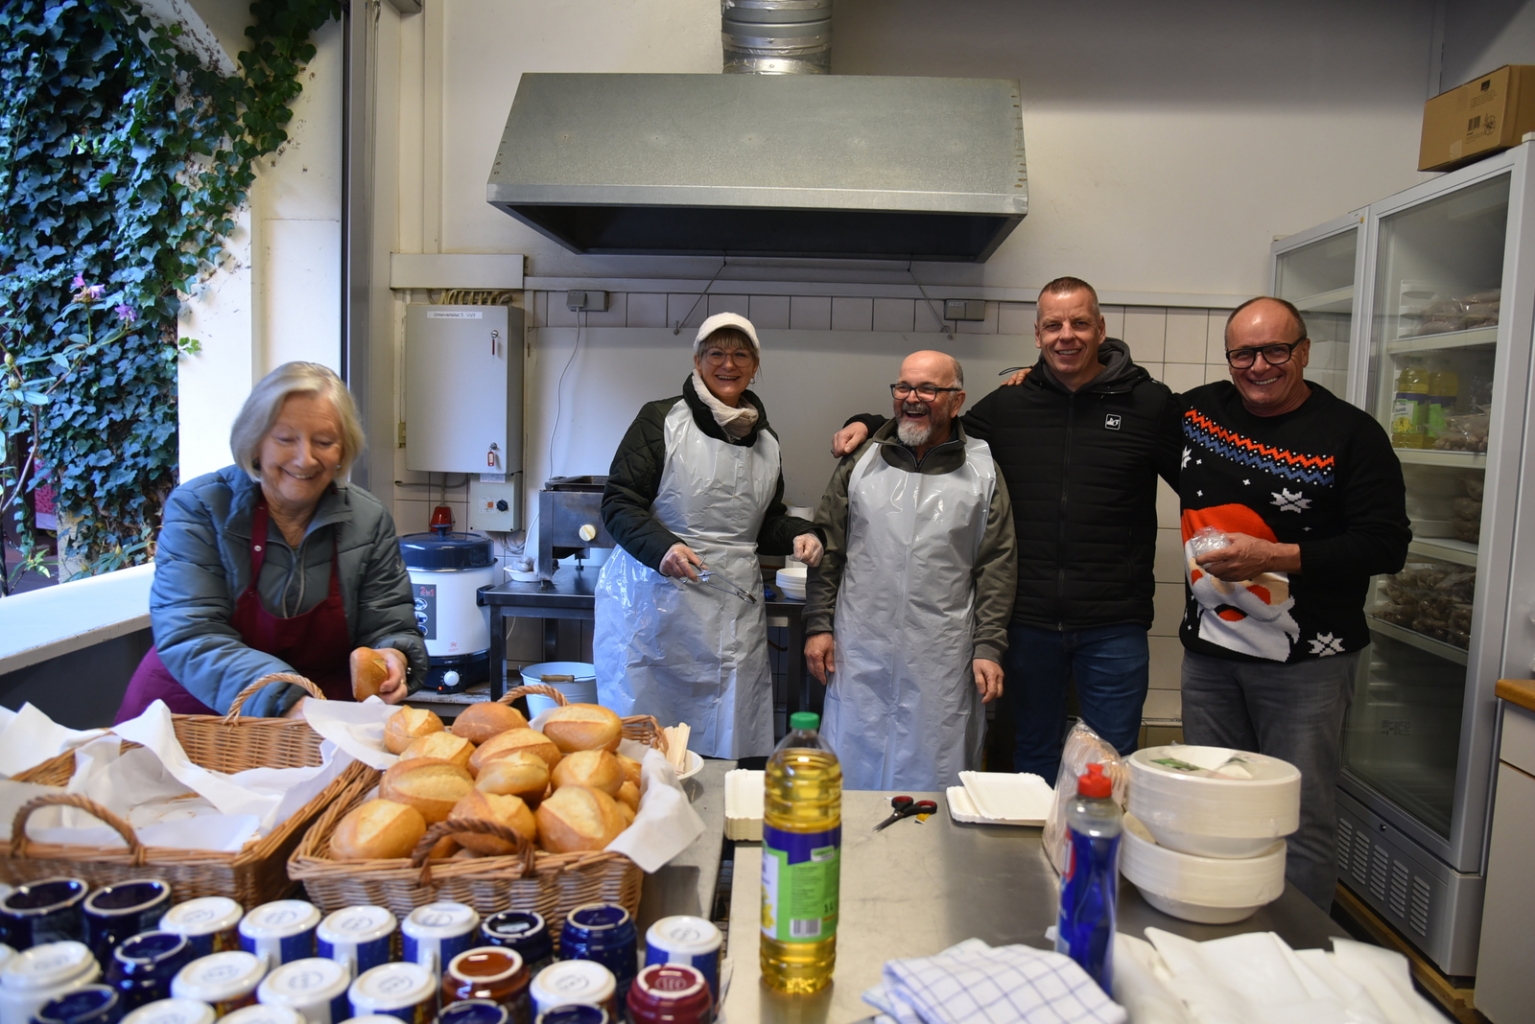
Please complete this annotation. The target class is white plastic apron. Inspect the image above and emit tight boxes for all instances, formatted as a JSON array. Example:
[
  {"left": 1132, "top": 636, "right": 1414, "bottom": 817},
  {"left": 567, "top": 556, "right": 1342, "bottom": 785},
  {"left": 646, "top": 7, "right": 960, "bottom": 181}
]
[
  {"left": 593, "top": 400, "right": 779, "bottom": 758},
  {"left": 822, "top": 435, "right": 998, "bottom": 790}
]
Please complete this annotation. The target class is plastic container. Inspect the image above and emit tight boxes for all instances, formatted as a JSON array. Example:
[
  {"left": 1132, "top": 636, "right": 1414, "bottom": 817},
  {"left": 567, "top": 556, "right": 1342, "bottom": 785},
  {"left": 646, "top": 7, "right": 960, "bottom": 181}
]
[
  {"left": 256, "top": 958, "right": 351, "bottom": 1024},
  {"left": 1126, "top": 746, "right": 1300, "bottom": 858},
  {"left": 1054, "top": 763, "right": 1120, "bottom": 993},
  {"left": 1119, "top": 814, "right": 1286, "bottom": 924},
  {"left": 517, "top": 664, "right": 598, "bottom": 717},
  {"left": 159, "top": 901, "right": 243, "bottom": 960},
  {"left": 0, "top": 941, "right": 99, "bottom": 1024},
  {"left": 32, "top": 983, "right": 121, "bottom": 1024},
  {"left": 170, "top": 952, "right": 265, "bottom": 1018},
  {"left": 119, "top": 999, "right": 214, "bottom": 1024},
  {"left": 760, "top": 712, "right": 841, "bottom": 995}
]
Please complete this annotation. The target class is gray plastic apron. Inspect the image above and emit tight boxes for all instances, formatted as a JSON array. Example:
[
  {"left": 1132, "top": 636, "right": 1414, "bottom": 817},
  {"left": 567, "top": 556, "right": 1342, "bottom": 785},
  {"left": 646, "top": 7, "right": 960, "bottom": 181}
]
[
  {"left": 594, "top": 400, "right": 779, "bottom": 759},
  {"left": 822, "top": 435, "right": 998, "bottom": 790}
]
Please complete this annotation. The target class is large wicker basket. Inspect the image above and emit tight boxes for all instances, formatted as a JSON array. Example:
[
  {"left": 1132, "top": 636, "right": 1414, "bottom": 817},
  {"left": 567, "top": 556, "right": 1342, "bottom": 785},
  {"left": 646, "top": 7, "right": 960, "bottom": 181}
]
[
  {"left": 1, "top": 675, "right": 371, "bottom": 908},
  {"left": 288, "top": 685, "right": 667, "bottom": 934}
]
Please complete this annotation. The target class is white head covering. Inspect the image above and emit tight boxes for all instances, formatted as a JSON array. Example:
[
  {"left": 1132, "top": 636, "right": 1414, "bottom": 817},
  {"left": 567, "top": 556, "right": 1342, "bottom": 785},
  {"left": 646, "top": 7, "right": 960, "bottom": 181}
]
[{"left": 694, "top": 311, "right": 761, "bottom": 354}]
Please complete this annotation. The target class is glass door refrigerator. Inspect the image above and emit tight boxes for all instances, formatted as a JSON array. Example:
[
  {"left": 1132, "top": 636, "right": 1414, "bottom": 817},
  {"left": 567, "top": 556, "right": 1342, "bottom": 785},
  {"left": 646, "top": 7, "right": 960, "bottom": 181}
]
[
  {"left": 1288, "top": 144, "right": 1535, "bottom": 979},
  {"left": 1271, "top": 209, "right": 1367, "bottom": 402}
]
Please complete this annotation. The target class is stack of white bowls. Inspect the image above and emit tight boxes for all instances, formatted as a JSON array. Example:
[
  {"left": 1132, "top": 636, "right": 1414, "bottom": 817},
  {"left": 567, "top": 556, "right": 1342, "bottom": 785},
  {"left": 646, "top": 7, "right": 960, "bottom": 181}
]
[
  {"left": 1121, "top": 745, "right": 1301, "bottom": 923},
  {"left": 775, "top": 565, "right": 807, "bottom": 601}
]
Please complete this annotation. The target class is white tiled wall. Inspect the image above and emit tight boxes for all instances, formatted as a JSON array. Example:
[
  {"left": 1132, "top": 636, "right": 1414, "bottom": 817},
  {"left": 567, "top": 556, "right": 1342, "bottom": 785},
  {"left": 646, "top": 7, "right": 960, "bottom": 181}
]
[{"left": 470, "top": 291, "right": 1258, "bottom": 725}]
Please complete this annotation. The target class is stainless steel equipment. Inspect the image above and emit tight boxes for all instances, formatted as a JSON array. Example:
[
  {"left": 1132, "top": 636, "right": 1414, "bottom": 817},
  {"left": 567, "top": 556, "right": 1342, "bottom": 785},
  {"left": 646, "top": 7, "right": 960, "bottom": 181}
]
[
  {"left": 1271, "top": 142, "right": 1535, "bottom": 976},
  {"left": 537, "top": 476, "right": 615, "bottom": 579},
  {"left": 486, "top": 74, "right": 1027, "bottom": 262}
]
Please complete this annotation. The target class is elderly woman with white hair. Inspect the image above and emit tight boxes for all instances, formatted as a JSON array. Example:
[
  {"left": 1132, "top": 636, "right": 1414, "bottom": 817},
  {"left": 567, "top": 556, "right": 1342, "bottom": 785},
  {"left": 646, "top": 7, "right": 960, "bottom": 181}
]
[
  {"left": 115, "top": 361, "right": 427, "bottom": 720},
  {"left": 594, "top": 313, "right": 824, "bottom": 759}
]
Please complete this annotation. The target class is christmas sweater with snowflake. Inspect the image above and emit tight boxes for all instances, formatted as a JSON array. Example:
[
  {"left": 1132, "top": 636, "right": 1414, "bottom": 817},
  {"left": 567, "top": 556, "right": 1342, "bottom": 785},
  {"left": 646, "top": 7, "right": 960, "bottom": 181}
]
[{"left": 1177, "top": 382, "right": 1410, "bottom": 664}]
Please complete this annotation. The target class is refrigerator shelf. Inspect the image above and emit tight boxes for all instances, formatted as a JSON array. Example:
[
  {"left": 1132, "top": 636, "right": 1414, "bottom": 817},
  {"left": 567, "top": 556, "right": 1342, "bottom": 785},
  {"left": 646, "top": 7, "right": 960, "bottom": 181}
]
[
  {"left": 1294, "top": 285, "right": 1354, "bottom": 314},
  {"left": 1408, "top": 537, "right": 1478, "bottom": 567},
  {"left": 1366, "top": 614, "right": 1470, "bottom": 666},
  {"left": 1385, "top": 325, "right": 1498, "bottom": 355},
  {"left": 1393, "top": 449, "right": 1487, "bottom": 469}
]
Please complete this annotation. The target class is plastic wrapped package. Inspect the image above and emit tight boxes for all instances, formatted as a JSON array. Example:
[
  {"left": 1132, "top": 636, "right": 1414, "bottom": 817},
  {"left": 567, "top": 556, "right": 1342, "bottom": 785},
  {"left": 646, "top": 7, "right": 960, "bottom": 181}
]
[
  {"left": 1433, "top": 412, "right": 1489, "bottom": 452},
  {"left": 1044, "top": 722, "right": 1128, "bottom": 875}
]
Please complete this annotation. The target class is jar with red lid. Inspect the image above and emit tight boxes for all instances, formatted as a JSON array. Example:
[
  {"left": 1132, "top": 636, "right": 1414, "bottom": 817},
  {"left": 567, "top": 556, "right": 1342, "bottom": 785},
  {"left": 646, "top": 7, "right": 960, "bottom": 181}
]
[
  {"left": 624, "top": 964, "right": 711, "bottom": 1024},
  {"left": 441, "top": 947, "right": 531, "bottom": 1024}
]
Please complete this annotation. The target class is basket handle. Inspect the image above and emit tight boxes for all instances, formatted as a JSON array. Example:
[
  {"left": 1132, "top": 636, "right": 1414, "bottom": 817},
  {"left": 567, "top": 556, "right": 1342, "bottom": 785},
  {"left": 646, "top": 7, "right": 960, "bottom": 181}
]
[
  {"left": 11, "top": 793, "right": 147, "bottom": 866},
  {"left": 225, "top": 673, "right": 327, "bottom": 722},
  {"left": 621, "top": 714, "right": 667, "bottom": 752},
  {"left": 409, "top": 816, "right": 537, "bottom": 885},
  {"left": 496, "top": 684, "right": 569, "bottom": 708}
]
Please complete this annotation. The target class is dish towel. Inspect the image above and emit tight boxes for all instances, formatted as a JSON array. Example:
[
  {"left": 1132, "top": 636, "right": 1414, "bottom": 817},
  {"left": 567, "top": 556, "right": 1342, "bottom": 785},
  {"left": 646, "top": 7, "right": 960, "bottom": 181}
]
[{"left": 863, "top": 938, "right": 1128, "bottom": 1024}]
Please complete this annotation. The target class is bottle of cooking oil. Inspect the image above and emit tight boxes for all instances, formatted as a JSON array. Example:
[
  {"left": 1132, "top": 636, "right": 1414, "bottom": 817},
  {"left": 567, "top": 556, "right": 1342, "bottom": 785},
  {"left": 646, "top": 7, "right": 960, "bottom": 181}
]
[
  {"left": 1391, "top": 359, "right": 1430, "bottom": 448},
  {"left": 1426, "top": 362, "right": 1459, "bottom": 443},
  {"left": 760, "top": 711, "right": 841, "bottom": 994}
]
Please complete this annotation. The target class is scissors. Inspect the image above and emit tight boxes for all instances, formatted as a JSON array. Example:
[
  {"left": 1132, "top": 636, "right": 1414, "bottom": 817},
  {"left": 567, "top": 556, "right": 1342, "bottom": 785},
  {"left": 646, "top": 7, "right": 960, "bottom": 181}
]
[
  {"left": 690, "top": 570, "right": 758, "bottom": 605},
  {"left": 873, "top": 795, "right": 937, "bottom": 831}
]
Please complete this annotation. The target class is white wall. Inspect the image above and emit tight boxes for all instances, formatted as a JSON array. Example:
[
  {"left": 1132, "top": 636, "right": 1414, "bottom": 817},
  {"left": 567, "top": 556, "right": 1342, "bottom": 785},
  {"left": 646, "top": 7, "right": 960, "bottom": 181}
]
[{"left": 1441, "top": 0, "right": 1535, "bottom": 88}]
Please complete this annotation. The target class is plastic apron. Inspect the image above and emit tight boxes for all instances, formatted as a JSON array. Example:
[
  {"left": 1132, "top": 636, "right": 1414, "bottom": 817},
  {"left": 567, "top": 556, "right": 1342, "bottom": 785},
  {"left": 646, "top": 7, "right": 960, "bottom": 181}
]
[
  {"left": 593, "top": 400, "right": 780, "bottom": 759},
  {"left": 822, "top": 435, "right": 998, "bottom": 791}
]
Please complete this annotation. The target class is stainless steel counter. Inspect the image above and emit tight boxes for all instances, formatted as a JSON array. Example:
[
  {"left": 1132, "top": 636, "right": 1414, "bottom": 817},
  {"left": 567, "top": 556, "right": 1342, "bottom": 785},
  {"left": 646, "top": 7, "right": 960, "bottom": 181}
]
[
  {"left": 720, "top": 790, "right": 1346, "bottom": 1024},
  {"left": 637, "top": 757, "right": 735, "bottom": 932}
]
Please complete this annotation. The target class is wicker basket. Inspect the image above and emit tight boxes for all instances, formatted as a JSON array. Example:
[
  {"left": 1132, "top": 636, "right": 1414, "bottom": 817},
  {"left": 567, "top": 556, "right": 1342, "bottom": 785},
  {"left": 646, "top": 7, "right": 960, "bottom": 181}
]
[
  {"left": 1, "top": 674, "right": 372, "bottom": 907},
  {"left": 288, "top": 685, "right": 667, "bottom": 932}
]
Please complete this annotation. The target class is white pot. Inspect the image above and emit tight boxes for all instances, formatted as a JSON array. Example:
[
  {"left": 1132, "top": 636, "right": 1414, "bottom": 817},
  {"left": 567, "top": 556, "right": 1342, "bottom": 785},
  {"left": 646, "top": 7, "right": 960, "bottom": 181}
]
[{"left": 407, "top": 564, "right": 496, "bottom": 657}]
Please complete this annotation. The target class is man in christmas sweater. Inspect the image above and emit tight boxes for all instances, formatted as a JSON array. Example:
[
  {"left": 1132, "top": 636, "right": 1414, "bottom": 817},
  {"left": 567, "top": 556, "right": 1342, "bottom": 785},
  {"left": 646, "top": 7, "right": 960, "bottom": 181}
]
[{"left": 1180, "top": 296, "right": 1410, "bottom": 910}]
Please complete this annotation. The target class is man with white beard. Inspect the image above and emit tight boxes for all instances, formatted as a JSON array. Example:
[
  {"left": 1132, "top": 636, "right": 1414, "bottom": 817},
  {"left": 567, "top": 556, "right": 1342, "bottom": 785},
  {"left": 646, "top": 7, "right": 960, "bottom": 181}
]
[{"left": 803, "top": 350, "right": 1017, "bottom": 790}]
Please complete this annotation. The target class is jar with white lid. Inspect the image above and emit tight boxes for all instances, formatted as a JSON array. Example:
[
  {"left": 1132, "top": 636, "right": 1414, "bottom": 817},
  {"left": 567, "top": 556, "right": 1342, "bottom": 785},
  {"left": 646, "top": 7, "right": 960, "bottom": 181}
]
[
  {"left": 0, "top": 940, "right": 99, "bottom": 1024},
  {"left": 171, "top": 952, "right": 265, "bottom": 1017},
  {"left": 256, "top": 958, "right": 350, "bottom": 1024},
  {"left": 121, "top": 997, "right": 216, "bottom": 1024},
  {"left": 221, "top": 1004, "right": 303, "bottom": 1024}
]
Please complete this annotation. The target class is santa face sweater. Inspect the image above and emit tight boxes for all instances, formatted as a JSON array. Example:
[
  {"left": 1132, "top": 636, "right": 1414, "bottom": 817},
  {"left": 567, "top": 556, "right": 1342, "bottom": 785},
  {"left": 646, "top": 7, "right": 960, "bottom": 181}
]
[{"left": 1177, "top": 382, "right": 1411, "bottom": 664}]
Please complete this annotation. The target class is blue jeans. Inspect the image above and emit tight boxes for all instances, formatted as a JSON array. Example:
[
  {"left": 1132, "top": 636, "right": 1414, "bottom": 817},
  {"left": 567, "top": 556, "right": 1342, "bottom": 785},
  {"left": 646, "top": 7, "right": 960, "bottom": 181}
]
[{"left": 1001, "top": 623, "right": 1150, "bottom": 782}]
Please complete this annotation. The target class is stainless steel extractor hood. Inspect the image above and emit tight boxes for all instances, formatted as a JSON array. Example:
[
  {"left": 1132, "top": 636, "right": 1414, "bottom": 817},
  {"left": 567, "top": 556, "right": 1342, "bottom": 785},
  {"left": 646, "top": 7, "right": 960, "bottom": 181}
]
[{"left": 486, "top": 74, "right": 1027, "bottom": 263}]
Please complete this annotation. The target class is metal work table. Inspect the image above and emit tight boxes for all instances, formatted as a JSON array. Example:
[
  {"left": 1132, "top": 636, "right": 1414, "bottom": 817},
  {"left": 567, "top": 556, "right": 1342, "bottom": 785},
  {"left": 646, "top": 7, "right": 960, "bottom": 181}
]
[
  {"left": 721, "top": 789, "right": 1347, "bottom": 1024},
  {"left": 478, "top": 566, "right": 810, "bottom": 710},
  {"left": 637, "top": 757, "right": 735, "bottom": 931}
]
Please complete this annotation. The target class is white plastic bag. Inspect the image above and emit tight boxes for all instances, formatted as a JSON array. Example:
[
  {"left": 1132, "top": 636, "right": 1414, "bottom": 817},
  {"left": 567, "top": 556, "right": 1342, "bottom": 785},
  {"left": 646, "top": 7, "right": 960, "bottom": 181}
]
[{"left": 1044, "top": 721, "right": 1129, "bottom": 875}]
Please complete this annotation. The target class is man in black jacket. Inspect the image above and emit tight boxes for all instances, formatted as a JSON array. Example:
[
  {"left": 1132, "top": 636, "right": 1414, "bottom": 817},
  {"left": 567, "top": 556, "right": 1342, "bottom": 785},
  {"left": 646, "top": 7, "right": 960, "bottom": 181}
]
[{"left": 833, "top": 277, "right": 1182, "bottom": 780}]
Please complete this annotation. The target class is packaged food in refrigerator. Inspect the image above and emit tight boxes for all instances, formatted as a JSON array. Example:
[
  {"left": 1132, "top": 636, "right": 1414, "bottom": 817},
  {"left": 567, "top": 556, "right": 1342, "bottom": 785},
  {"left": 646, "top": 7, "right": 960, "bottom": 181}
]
[
  {"left": 1464, "top": 475, "right": 1484, "bottom": 501},
  {"left": 1452, "top": 497, "right": 1483, "bottom": 519},
  {"left": 1452, "top": 518, "right": 1481, "bottom": 543},
  {"left": 1433, "top": 412, "right": 1489, "bottom": 451}
]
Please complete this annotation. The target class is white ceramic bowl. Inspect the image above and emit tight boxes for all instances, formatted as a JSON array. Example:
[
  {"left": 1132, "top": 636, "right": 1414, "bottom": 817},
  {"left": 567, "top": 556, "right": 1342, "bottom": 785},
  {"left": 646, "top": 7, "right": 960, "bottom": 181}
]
[
  {"left": 1120, "top": 813, "right": 1286, "bottom": 925},
  {"left": 1127, "top": 745, "right": 1300, "bottom": 856},
  {"left": 775, "top": 567, "right": 807, "bottom": 601}
]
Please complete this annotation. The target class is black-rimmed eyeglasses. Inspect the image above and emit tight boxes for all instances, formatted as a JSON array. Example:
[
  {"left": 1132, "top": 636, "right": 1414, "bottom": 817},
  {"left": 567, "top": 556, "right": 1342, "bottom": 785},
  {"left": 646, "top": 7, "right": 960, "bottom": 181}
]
[
  {"left": 1224, "top": 340, "right": 1306, "bottom": 369},
  {"left": 890, "top": 383, "right": 962, "bottom": 401}
]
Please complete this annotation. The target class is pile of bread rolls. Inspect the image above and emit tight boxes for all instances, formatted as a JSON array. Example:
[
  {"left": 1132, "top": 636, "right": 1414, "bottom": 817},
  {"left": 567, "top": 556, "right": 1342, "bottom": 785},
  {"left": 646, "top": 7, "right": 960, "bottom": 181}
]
[{"left": 329, "top": 701, "right": 644, "bottom": 862}]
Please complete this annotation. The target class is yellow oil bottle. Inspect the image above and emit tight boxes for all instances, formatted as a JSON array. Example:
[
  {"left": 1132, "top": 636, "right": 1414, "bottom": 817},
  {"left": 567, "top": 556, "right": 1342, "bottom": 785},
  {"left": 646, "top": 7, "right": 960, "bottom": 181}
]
[
  {"left": 760, "top": 711, "right": 842, "bottom": 994},
  {"left": 1391, "top": 359, "right": 1429, "bottom": 448},
  {"left": 1426, "top": 364, "right": 1459, "bottom": 443}
]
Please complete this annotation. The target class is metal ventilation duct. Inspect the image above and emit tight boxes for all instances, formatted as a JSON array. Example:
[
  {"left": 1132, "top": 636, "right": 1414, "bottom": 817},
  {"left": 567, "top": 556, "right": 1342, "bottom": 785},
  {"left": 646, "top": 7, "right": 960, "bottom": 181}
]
[
  {"left": 722, "top": 0, "right": 831, "bottom": 75},
  {"left": 485, "top": 73, "right": 1028, "bottom": 263}
]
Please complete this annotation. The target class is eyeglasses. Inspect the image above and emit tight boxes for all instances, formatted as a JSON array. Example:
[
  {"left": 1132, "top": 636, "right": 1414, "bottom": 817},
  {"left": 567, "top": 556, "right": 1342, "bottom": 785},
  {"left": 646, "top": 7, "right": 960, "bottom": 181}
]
[
  {"left": 1224, "top": 340, "right": 1305, "bottom": 368},
  {"left": 701, "top": 348, "right": 756, "bottom": 366},
  {"left": 890, "top": 383, "right": 963, "bottom": 401}
]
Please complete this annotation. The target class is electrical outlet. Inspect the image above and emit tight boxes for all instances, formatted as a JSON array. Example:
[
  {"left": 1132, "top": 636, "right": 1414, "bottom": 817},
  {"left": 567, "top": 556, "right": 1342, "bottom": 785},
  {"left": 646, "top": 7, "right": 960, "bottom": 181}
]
[
  {"left": 566, "top": 289, "right": 608, "bottom": 312},
  {"left": 468, "top": 476, "right": 521, "bottom": 532},
  {"left": 943, "top": 298, "right": 986, "bottom": 321}
]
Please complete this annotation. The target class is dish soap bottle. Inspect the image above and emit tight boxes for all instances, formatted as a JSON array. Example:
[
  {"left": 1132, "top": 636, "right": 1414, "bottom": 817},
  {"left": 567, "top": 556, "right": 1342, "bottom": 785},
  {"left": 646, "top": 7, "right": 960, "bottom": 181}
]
[
  {"left": 761, "top": 711, "right": 841, "bottom": 994},
  {"left": 1056, "top": 762, "right": 1121, "bottom": 993}
]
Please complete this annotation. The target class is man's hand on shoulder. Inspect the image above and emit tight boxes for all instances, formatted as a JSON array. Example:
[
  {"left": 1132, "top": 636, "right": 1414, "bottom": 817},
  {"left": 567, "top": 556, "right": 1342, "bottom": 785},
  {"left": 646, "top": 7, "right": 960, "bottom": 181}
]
[
  {"left": 1194, "top": 533, "right": 1302, "bottom": 582},
  {"left": 830, "top": 422, "right": 869, "bottom": 457},
  {"left": 973, "top": 659, "right": 1003, "bottom": 703},
  {"left": 1001, "top": 366, "right": 1032, "bottom": 387},
  {"left": 805, "top": 632, "right": 836, "bottom": 684}
]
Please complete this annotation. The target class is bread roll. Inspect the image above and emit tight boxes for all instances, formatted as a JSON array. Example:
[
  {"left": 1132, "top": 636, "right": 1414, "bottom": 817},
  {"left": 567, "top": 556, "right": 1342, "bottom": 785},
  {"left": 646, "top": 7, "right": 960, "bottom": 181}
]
[
  {"left": 350, "top": 647, "right": 391, "bottom": 701},
  {"left": 448, "top": 789, "right": 537, "bottom": 855},
  {"left": 427, "top": 835, "right": 460, "bottom": 860},
  {"left": 616, "top": 802, "right": 636, "bottom": 827},
  {"left": 535, "top": 785, "right": 627, "bottom": 854},
  {"left": 384, "top": 707, "right": 443, "bottom": 754},
  {"left": 470, "top": 728, "right": 562, "bottom": 774},
  {"left": 617, "top": 754, "right": 642, "bottom": 789},
  {"left": 474, "top": 751, "right": 550, "bottom": 803},
  {"left": 541, "top": 704, "right": 623, "bottom": 753},
  {"left": 380, "top": 757, "right": 474, "bottom": 824},
  {"left": 451, "top": 702, "right": 528, "bottom": 745},
  {"left": 551, "top": 749, "right": 623, "bottom": 797},
  {"left": 616, "top": 780, "right": 640, "bottom": 811},
  {"left": 400, "top": 731, "right": 475, "bottom": 771},
  {"left": 328, "top": 798, "right": 426, "bottom": 860}
]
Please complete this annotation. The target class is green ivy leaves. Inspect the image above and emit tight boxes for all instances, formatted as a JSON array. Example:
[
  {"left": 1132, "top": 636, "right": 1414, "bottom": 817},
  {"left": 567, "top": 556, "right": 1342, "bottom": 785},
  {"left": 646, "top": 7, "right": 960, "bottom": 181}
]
[{"left": 0, "top": 0, "right": 340, "bottom": 588}]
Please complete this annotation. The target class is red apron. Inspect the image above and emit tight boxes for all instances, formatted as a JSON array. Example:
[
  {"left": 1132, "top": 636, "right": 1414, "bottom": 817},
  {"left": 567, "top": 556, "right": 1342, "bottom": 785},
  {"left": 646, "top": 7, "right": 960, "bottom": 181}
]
[{"left": 115, "top": 502, "right": 354, "bottom": 722}]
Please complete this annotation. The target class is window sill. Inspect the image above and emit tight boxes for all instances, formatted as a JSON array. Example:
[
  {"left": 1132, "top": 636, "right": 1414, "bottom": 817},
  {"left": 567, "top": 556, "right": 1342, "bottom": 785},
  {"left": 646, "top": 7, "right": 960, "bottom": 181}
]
[{"left": 0, "top": 563, "right": 154, "bottom": 675}]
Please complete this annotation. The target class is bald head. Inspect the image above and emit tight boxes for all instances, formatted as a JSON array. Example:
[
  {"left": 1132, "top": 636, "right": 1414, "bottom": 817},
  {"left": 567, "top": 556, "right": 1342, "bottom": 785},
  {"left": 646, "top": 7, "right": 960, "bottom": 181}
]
[{"left": 900, "top": 350, "right": 963, "bottom": 388}]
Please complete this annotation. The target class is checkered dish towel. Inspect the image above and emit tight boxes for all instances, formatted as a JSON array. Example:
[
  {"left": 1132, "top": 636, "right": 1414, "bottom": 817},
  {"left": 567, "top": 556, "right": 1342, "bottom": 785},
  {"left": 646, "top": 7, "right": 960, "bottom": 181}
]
[{"left": 863, "top": 938, "right": 1128, "bottom": 1024}]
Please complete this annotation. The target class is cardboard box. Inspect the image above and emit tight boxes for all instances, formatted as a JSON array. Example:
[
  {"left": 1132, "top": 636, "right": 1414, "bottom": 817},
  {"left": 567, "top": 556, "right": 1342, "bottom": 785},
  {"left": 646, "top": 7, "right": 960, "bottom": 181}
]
[{"left": 1420, "top": 65, "right": 1535, "bottom": 172}]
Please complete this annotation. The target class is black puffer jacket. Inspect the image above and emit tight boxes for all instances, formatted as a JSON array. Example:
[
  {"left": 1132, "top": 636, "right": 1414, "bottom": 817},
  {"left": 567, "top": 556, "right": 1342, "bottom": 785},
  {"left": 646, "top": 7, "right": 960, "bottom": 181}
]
[
  {"left": 601, "top": 375, "right": 820, "bottom": 570},
  {"left": 853, "top": 339, "right": 1182, "bottom": 630},
  {"left": 968, "top": 340, "right": 1183, "bottom": 629}
]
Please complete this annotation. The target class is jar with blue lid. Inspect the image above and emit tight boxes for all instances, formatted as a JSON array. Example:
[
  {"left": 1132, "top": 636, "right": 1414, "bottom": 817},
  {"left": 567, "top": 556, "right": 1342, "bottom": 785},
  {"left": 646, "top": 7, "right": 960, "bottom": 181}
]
[
  {"left": 477, "top": 916, "right": 550, "bottom": 976},
  {"left": 557, "top": 908, "right": 634, "bottom": 1002},
  {"left": 108, "top": 934, "right": 196, "bottom": 1011}
]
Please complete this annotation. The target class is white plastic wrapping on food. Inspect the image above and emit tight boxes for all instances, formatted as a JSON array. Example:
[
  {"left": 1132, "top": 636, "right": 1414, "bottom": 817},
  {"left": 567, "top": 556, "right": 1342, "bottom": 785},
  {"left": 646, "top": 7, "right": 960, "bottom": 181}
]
[
  {"left": 820, "top": 437, "right": 996, "bottom": 791},
  {"left": 593, "top": 400, "right": 780, "bottom": 759}
]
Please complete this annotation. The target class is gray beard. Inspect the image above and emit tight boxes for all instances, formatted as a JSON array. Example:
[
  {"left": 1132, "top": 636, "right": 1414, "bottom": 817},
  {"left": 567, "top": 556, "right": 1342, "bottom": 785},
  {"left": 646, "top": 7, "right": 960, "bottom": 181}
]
[{"left": 896, "top": 417, "right": 933, "bottom": 447}]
